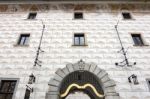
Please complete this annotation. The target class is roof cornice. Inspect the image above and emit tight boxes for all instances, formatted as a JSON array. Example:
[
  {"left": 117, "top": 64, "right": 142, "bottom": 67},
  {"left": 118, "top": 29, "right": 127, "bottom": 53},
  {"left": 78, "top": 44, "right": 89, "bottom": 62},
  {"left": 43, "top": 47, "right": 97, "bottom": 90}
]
[{"left": 0, "top": 0, "right": 149, "bottom": 4}]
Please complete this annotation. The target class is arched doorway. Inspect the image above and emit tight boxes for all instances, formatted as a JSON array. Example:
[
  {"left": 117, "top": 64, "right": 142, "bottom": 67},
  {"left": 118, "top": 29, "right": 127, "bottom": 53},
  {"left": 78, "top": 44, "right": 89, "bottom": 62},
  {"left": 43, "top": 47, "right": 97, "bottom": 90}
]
[
  {"left": 60, "top": 71, "right": 104, "bottom": 99},
  {"left": 46, "top": 60, "right": 120, "bottom": 99}
]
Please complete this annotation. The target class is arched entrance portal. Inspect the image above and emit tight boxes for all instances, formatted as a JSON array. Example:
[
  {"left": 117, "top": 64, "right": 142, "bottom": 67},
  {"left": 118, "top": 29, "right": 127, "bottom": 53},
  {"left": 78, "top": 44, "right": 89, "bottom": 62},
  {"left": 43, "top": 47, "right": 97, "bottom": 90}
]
[
  {"left": 60, "top": 71, "right": 104, "bottom": 99},
  {"left": 46, "top": 60, "right": 120, "bottom": 99}
]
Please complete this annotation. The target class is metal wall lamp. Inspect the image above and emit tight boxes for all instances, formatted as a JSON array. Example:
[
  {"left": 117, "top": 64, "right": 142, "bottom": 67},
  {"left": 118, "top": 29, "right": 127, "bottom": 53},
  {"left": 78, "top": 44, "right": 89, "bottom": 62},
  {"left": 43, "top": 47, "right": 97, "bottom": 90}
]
[
  {"left": 128, "top": 74, "right": 139, "bottom": 85},
  {"left": 26, "top": 85, "right": 34, "bottom": 92},
  {"left": 28, "top": 73, "right": 36, "bottom": 84}
]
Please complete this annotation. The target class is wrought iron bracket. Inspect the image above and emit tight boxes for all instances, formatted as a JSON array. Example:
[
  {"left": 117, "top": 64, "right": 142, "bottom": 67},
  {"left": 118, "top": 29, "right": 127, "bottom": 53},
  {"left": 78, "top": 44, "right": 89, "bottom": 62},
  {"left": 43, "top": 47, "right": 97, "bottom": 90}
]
[
  {"left": 128, "top": 74, "right": 139, "bottom": 85},
  {"left": 34, "top": 20, "right": 45, "bottom": 67},
  {"left": 114, "top": 21, "right": 136, "bottom": 67}
]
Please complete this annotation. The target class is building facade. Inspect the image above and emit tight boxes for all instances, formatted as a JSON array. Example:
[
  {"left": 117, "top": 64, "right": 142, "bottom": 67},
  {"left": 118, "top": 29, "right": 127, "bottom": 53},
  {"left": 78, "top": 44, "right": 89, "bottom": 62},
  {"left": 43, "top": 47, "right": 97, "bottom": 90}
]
[{"left": 0, "top": 0, "right": 150, "bottom": 99}]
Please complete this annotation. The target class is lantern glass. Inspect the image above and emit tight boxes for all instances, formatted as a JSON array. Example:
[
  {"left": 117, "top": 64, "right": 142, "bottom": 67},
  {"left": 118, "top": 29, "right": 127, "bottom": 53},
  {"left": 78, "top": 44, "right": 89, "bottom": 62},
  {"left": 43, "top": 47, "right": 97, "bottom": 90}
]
[
  {"left": 132, "top": 75, "right": 139, "bottom": 85},
  {"left": 28, "top": 74, "right": 35, "bottom": 84},
  {"left": 133, "top": 77, "right": 139, "bottom": 84}
]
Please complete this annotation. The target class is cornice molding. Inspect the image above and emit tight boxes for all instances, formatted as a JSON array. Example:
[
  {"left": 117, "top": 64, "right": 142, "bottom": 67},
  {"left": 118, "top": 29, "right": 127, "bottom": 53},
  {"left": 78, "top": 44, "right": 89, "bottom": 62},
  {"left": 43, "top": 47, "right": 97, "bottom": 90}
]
[{"left": 0, "top": 0, "right": 149, "bottom": 4}]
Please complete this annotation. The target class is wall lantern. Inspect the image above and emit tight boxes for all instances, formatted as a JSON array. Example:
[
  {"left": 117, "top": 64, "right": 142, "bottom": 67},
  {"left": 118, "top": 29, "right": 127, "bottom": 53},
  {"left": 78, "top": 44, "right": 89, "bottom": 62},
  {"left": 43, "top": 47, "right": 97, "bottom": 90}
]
[
  {"left": 28, "top": 73, "right": 36, "bottom": 84},
  {"left": 128, "top": 74, "right": 139, "bottom": 85},
  {"left": 26, "top": 85, "right": 33, "bottom": 92}
]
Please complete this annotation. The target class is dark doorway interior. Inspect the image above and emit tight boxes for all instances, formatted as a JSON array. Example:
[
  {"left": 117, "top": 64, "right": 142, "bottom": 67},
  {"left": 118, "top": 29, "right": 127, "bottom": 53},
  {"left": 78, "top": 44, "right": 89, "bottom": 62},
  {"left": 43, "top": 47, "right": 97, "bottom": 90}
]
[{"left": 59, "top": 71, "right": 104, "bottom": 99}]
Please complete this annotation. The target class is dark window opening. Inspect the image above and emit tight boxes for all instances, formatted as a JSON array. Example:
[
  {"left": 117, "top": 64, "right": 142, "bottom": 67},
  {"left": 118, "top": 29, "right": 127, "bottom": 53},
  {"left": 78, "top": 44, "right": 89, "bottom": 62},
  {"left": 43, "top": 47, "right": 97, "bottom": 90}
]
[
  {"left": 122, "top": 12, "right": 132, "bottom": 19},
  {"left": 74, "top": 34, "right": 85, "bottom": 46},
  {"left": 147, "top": 79, "right": 150, "bottom": 91},
  {"left": 28, "top": 13, "right": 37, "bottom": 19},
  {"left": 24, "top": 89, "right": 30, "bottom": 99},
  {"left": 18, "top": 34, "right": 30, "bottom": 46},
  {"left": 148, "top": 80, "right": 150, "bottom": 85},
  {"left": 131, "top": 34, "right": 144, "bottom": 46},
  {"left": 0, "top": 80, "right": 17, "bottom": 99},
  {"left": 74, "top": 12, "right": 83, "bottom": 19}
]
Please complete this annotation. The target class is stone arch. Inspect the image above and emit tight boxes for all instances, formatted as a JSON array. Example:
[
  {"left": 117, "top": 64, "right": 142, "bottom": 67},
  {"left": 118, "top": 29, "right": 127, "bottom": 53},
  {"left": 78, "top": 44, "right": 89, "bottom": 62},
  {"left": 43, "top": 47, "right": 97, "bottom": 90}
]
[{"left": 46, "top": 60, "right": 120, "bottom": 99}]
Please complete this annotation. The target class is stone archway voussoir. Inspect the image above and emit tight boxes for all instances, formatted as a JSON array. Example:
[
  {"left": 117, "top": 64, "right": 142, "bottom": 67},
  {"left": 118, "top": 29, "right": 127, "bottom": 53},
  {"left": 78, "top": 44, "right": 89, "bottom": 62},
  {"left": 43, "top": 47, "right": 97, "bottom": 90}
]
[
  {"left": 73, "top": 63, "right": 80, "bottom": 71},
  {"left": 101, "top": 75, "right": 110, "bottom": 83},
  {"left": 104, "top": 86, "right": 116, "bottom": 93},
  {"left": 89, "top": 63, "right": 97, "bottom": 72},
  {"left": 97, "top": 70, "right": 108, "bottom": 79},
  {"left": 83, "top": 63, "right": 91, "bottom": 71},
  {"left": 48, "top": 79, "right": 60, "bottom": 87},
  {"left": 93, "top": 66, "right": 102, "bottom": 75},
  {"left": 103, "top": 80, "right": 116, "bottom": 88},
  {"left": 62, "top": 67, "right": 70, "bottom": 76},
  {"left": 55, "top": 68, "right": 66, "bottom": 78},
  {"left": 49, "top": 85, "right": 59, "bottom": 92},
  {"left": 66, "top": 63, "right": 74, "bottom": 73},
  {"left": 53, "top": 74, "right": 63, "bottom": 82},
  {"left": 46, "top": 94, "right": 59, "bottom": 99}
]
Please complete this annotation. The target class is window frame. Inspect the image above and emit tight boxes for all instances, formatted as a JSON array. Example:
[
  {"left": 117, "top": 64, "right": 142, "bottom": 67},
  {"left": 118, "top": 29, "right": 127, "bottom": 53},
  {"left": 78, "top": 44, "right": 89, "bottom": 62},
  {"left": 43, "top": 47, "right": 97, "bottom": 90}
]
[
  {"left": 131, "top": 33, "right": 145, "bottom": 46},
  {"left": 27, "top": 12, "right": 37, "bottom": 19},
  {"left": 146, "top": 79, "right": 150, "bottom": 91},
  {"left": 121, "top": 11, "right": 133, "bottom": 20},
  {"left": 0, "top": 78, "right": 19, "bottom": 99},
  {"left": 73, "top": 33, "right": 87, "bottom": 46},
  {"left": 74, "top": 12, "right": 84, "bottom": 19},
  {"left": 17, "top": 34, "right": 30, "bottom": 46}
]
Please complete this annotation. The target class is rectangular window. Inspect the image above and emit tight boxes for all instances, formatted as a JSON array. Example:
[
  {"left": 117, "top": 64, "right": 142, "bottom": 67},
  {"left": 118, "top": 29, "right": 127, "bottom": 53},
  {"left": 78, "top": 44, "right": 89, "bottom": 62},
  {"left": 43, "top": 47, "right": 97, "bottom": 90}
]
[
  {"left": 131, "top": 34, "right": 144, "bottom": 46},
  {"left": 74, "top": 33, "right": 85, "bottom": 46},
  {"left": 146, "top": 79, "right": 150, "bottom": 91},
  {"left": 28, "top": 13, "right": 37, "bottom": 19},
  {"left": 24, "top": 89, "right": 30, "bottom": 99},
  {"left": 0, "top": 80, "right": 17, "bottom": 99},
  {"left": 18, "top": 34, "right": 30, "bottom": 46},
  {"left": 74, "top": 12, "right": 83, "bottom": 19},
  {"left": 122, "top": 12, "right": 132, "bottom": 19}
]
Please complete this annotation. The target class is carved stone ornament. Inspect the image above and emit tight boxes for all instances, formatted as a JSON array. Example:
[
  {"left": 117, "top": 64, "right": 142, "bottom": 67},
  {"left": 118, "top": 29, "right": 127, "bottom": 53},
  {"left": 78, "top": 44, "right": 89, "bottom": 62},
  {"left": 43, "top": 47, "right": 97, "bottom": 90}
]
[{"left": 78, "top": 59, "right": 85, "bottom": 70}]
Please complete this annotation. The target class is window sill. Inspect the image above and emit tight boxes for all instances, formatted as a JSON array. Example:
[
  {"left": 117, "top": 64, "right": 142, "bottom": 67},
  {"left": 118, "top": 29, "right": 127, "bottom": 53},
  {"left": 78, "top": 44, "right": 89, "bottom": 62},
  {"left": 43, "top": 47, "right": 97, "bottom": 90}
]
[
  {"left": 72, "top": 45, "right": 88, "bottom": 47},
  {"left": 122, "top": 18, "right": 135, "bottom": 21},
  {"left": 133, "top": 44, "right": 149, "bottom": 47},
  {"left": 73, "top": 18, "right": 85, "bottom": 20},
  {"left": 24, "top": 19, "right": 37, "bottom": 20},
  {"left": 13, "top": 44, "right": 29, "bottom": 47}
]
